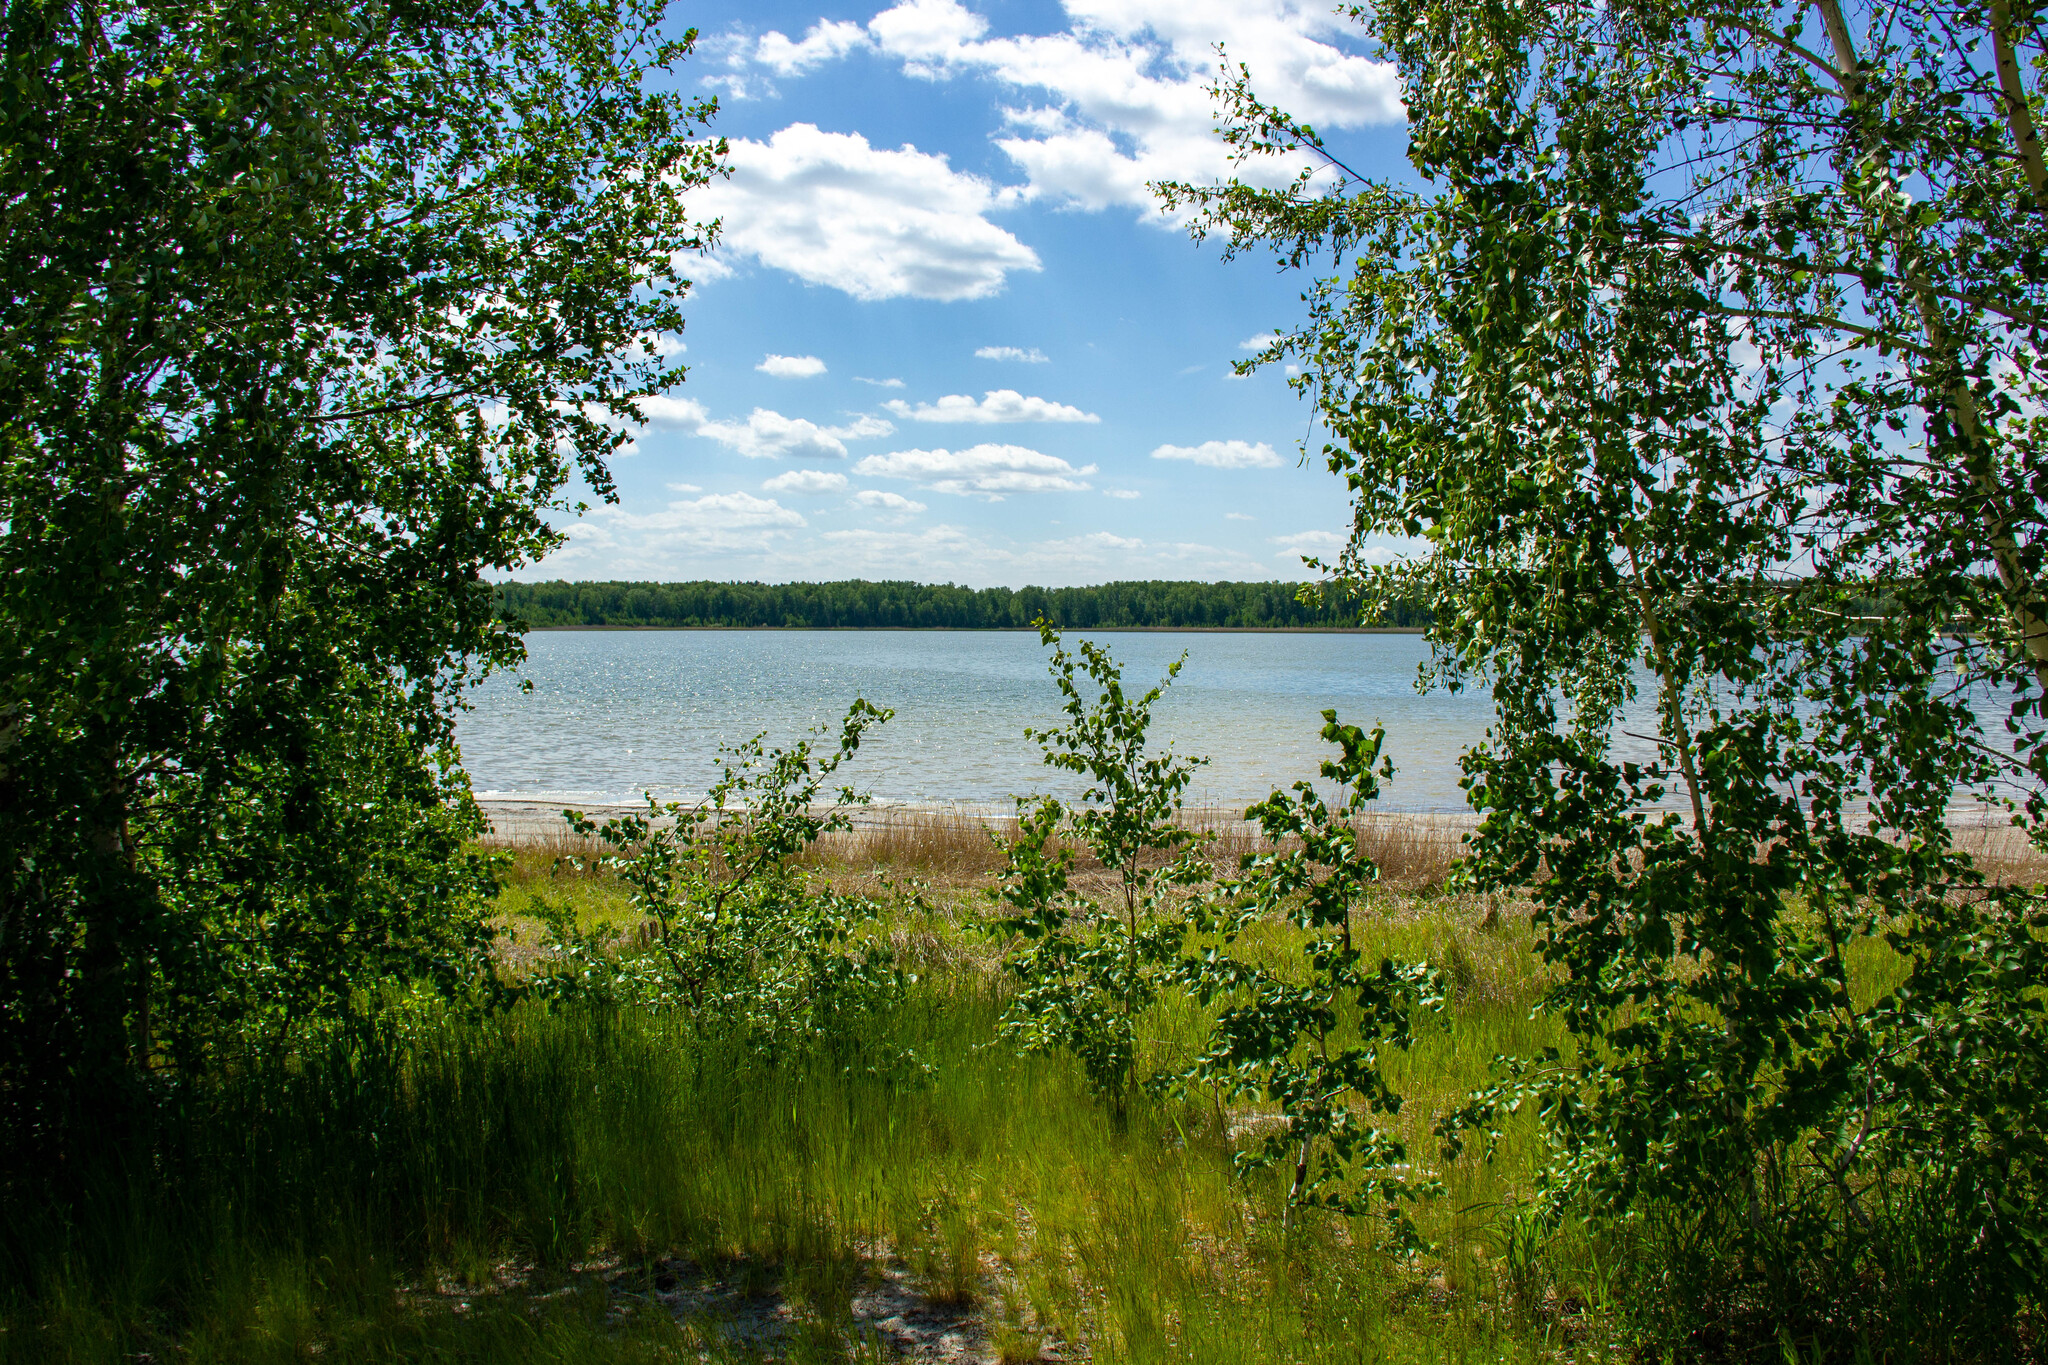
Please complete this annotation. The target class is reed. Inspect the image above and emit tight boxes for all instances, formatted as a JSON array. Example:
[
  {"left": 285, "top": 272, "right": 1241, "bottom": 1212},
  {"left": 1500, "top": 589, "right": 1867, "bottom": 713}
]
[
  {"left": 799, "top": 805, "right": 1469, "bottom": 891},
  {"left": 804, "top": 807, "right": 1018, "bottom": 879},
  {"left": 1351, "top": 813, "right": 1471, "bottom": 889},
  {"left": 1948, "top": 818, "right": 2048, "bottom": 887},
  {"left": 481, "top": 799, "right": 2037, "bottom": 898},
  {"left": 483, "top": 825, "right": 614, "bottom": 877}
]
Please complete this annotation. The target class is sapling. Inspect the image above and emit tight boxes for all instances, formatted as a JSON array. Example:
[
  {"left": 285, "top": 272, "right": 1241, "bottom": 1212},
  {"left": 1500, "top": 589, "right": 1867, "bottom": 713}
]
[
  {"left": 991, "top": 624, "right": 1211, "bottom": 1127},
  {"left": 556, "top": 700, "right": 915, "bottom": 1064},
  {"left": 1182, "top": 711, "right": 1443, "bottom": 1239}
]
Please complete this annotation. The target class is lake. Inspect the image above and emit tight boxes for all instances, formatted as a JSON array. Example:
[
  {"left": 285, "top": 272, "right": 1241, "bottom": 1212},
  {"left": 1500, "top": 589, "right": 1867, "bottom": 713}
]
[
  {"left": 458, "top": 629, "right": 1517, "bottom": 812},
  {"left": 457, "top": 628, "right": 2033, "bottom": 822}
]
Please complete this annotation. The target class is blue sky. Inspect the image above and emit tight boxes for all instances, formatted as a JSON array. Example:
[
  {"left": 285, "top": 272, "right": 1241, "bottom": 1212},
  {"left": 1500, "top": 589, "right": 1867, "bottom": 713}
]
[{"left": 536, "top": 0, "right": 1417, "bottom": 588}]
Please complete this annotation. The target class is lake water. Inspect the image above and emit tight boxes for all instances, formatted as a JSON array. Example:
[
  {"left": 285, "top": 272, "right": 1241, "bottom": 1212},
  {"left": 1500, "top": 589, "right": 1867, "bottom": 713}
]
[
  {"left": 458, "top": 629, "right": 1521, "bottom": 812},
  {"left": 459, "top": 628, "right": 2029, "bottom": 825},
  {"left": 456, "top": 630, "right": 2039, "bottom": 834}
]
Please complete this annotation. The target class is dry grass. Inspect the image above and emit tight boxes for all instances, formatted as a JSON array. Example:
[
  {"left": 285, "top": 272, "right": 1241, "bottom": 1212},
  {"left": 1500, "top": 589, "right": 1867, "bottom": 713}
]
[
  {"left": 484, "top": 802, "right": 1477, "bottom": 895},
  {"left": 807, "top": 808, "right": 1017, "bottom": 878},
  {"left": 1950, "top": 819, "right": 2048, "bottom": 886},
  {"left": 479, "top": 796, "right": 2048, "bottom": 898},
  {"left": 487, "top": 801, "right": 2048, "bottom": 902},
  {"left": 482, "top": 827, "right": 612, "bottom": 880},
  {"left": 803, "top": 806, "right": 1474, "bottom": 892},
  {"left": 1353, "top": 814, "right": 1472, "bottom": 889}
]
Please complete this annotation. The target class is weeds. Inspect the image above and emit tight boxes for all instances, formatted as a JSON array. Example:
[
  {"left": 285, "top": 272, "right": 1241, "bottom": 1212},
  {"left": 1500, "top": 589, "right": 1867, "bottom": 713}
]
[{"left": 7, "top": 853, "right": 2024, "bottom": 1364}]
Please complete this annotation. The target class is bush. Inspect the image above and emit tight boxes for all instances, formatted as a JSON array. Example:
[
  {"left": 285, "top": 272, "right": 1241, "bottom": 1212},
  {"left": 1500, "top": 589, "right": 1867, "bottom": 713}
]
[{"left": 549, "top": 701, "right": 920, "bottom": 1075}]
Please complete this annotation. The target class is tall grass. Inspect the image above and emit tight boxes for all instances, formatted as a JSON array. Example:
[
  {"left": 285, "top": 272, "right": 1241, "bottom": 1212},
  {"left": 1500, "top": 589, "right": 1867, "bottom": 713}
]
[
  {"left": 782, "top": 807, "right": 1472, "bottom": 891},
  {"left": 1, "top": 872, "right": 1602, "bottom": 1365},
  {"left": 8, "top": 826, "right": 2017, "bottom": 1364}
]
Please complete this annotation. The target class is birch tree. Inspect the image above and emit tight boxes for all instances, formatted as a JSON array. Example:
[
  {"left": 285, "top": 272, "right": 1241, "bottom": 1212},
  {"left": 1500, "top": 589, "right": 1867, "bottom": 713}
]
[{"left": 1166, "top": 0, "right": 2048, "bottom": 1350}]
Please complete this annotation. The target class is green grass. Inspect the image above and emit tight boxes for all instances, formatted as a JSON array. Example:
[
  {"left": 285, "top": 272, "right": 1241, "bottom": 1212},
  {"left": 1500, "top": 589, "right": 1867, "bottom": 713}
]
[
  {"left": 2, "top": 854, "right": 1619, "bottom": 1364},
  {"left": 33, "top": 844, "right": 1998, "bottom": 1364}
]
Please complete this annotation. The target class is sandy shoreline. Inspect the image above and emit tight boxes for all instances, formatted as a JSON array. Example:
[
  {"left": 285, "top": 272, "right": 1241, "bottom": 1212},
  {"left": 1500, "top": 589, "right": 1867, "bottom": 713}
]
[
  {"left": 476, "top": 796, "right": 2023, "bottom": 845},
  {"left": 475, "top": 797, "right": 1487, "bottom": 843}
]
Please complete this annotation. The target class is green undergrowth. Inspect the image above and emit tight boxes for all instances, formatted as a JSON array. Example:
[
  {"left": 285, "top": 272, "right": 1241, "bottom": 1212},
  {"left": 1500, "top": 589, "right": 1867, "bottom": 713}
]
[
  {"left": 10, "top": 848, "right": 1970, "bottom": 1364},
  {"left": 1, "top": 854, "right": 1637, "bottom": 1365}
]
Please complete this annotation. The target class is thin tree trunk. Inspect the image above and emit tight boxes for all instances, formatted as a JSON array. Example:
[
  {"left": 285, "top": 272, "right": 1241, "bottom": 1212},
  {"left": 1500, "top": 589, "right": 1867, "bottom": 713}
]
[
  {"left": 1816, "top": 0, "right": 2048, "bottom": 696},
  {"left": 78, "top": 743, "right": 144, "bottom": 1140},
  {"left": 1626, "top": 541, "right": 1712, "bottom": 843},
  {"left": 1992, "top": 0, "right": 2048, "bottom": 207}
]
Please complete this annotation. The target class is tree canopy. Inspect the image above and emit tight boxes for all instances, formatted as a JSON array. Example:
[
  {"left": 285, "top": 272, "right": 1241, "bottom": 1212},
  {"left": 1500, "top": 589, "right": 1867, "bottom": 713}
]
[
  {"left": 1171, "top": 0, "right": 2048, "bottom": 1348},
  {"left": 0, "top": 0, "right": 722, "bottom": 1162},
  {"left": 494, "top": 578, "right": 1427, "bottom": 630}
]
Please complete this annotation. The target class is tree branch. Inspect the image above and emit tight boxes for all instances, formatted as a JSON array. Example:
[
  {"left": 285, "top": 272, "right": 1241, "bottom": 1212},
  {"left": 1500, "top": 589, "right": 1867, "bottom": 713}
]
[
  {"left": 1992, "top": 0, "right": 2048, "bottom": 208},
  {"left": 1703, "top": 302, "right": 1930, "bottom": 356},
  {"left": 1698, "top": 11, "right": 1851, "bottom": 89}
]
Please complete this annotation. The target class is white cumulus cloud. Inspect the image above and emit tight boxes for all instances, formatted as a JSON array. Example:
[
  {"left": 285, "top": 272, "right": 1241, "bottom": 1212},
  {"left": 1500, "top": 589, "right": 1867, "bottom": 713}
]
[
  {"left": 1151, "top": 439, "right": 1285, "bottom": 469},
  {"left": 757, "top": 353, "right": 827, "bottom": 377},
  {"left": 1103, "top": 488, "right": 1141, "bottom": 499},
  {"left": 833, "top": 415, "right": 896, "bottom": 440},
  {"left": 762, "top": 469, "right": 851, "bottom": 494},
  {"left": 855, "top": 376, "right": 907, "bottom": 387},
  {"left": 637, "top": 395, "right": 710, "bottom": 428},
  {"left": 868, "top": 0, "right": 989, "bottom": 62},
  {"left": 700, "top": 411, "right": 853, "bottom": 461},
  {"left": 704, "top": 409, "right": 894, "bottom": 460},
  {"left": 757, "top": 19, "right": 870, "bottom": 74},
  {"left": 883, "top": 389, "right": 1099, "bottom": 424},
  {"left": 862, "top": 0, "right": 1402, "bottom": 217},
  {"left": 635, "top": 331, "right": 688, "bottom": 358},
  {"left": 1270, "top": 531, "right": 1406, "bottom": 568},
  {"left": 855, "top": 443, "right": 1096, "bottom": 498},
  {"left": 975, "top": 345, "right": 1049, "bottom": 362},
  {"left": 1239, "top": 333, "right": 1281, "bottom": 351},
  {"left": 602, "top": 491, "right": 806, "bottom": 536},
  {"left": 553, "top": 491, "right": 809, "bottom": 573},
  {"left": 1014, "top": 530, "right": 1268, "bottom": 579},
  {"left": 687, "top": 124, "right": 1040, "bottom": 302},
  {"left": 680, "top": 491, "right": 804, "bottom": 528},
  {"left": 853, "top": 489, "right": 929, "bottom": 514},
  {"left": 796, "top": 523, "right": 1270, "bottom": 583},
  {"left": 1271, "top": 529, "right": 1346, "bottom": 558}
]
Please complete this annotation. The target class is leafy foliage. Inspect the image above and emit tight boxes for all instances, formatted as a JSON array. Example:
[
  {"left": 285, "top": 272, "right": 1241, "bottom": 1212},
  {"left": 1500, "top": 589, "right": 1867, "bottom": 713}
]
[
  {"left": 555, "top": 702, "right": 918, "bottom": 1069},
  {"left": 1183, "top": 712, "right": 1443, "bottom": 1235},
  {"left": 0, "top": 0, "right": 723, "bottom": 1163},
  {"left": 495, "top": 577, "right": 1431, "bottom": 629},
  {"left": 1166, "top": 0, "right": 2048, "bottom": 1352},
  {"left": 991, "top": 625, "right": 1211, "bottom": 1126}
]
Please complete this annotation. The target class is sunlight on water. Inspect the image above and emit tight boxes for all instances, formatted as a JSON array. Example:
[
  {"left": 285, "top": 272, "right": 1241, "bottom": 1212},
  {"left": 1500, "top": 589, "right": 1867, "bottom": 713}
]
[
  {"left": 459, "top": 630, "right": 1501, "bottom": 810},
  {"left": 458, "top": 629, "right": 2030, "bottom": 816}
]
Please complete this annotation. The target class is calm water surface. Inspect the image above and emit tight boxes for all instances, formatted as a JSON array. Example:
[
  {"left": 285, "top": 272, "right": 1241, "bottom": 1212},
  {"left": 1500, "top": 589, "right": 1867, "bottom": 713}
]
[
  {"left": 459, "top": 630, "right": 1512, "bottom": 811},
  {"left": 460, "top": 628, "right": 2032, "bottom": 818}
]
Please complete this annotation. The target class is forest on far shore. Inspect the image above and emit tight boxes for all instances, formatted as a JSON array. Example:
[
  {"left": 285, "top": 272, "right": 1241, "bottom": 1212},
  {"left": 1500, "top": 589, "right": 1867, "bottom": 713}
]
[{"left": 494, "top": 579, "right": 1432, "bottom": 630}]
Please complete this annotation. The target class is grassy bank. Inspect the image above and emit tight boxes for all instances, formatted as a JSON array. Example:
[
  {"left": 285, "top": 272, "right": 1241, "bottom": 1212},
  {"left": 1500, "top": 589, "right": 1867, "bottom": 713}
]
[
  {"left": 0, "top": 823, "right": 1593, "bottom": 1364},
  {"left": 5, "top": 812, "right": 2029, "bottom": 1364}
]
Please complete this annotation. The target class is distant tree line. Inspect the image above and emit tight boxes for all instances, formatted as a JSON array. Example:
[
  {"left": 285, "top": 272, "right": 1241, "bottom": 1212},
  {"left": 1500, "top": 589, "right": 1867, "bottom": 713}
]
[{"left": 493, "top": 579, "right": 1433, "bottom": 630}]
